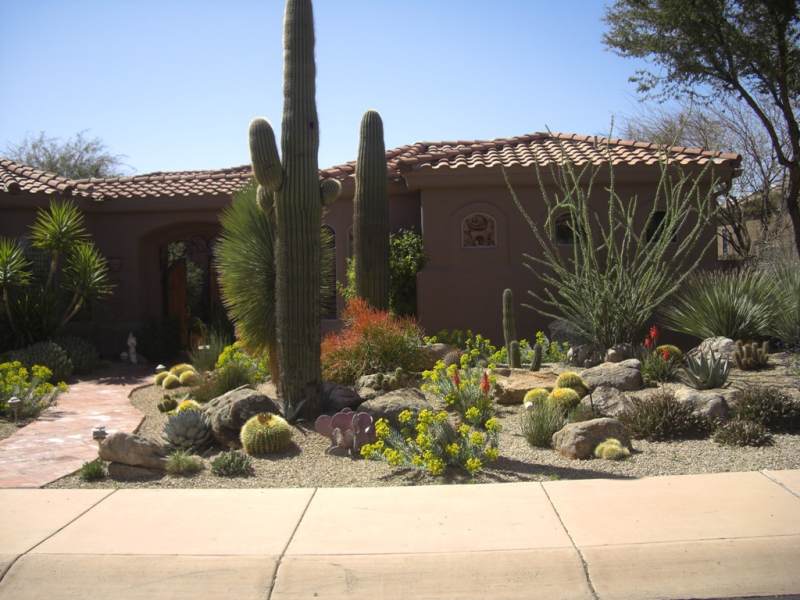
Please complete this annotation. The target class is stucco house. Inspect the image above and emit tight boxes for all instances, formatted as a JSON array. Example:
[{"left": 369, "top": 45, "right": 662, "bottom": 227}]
[{"left": 0, "top": 132, "right": 740, "bottom": 354}]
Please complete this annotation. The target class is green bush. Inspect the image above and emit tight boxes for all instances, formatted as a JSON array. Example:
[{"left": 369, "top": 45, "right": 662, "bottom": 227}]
[
  {"left": 79, "top": 459, "right": 106, "bottom": 482},
  {"left": 10, "top": 341, "right": 73, "bottom": 382},
  {"left": 771, "top": 261, "right": 800, "bottom": 346},
  {"left": 165, "top": 450, "right": 203, "bottom": 476},
  {"left": 733, "top": 386, "right": 800, "bottom": 433},
  {"left": 713, "top": 418, "right": 773, "bottom": 447},
  {"left": 190, "top": 362, "right": 256, "bottom": 404},
  {"left": 388, "top": 229, "right": 426, "bottom": 316},
  {"left": 0, "top": 360, "right": 65, "bottom": 419},
  {"left": 662, "top": 269, "right": 780, "bottom": 340},
  {"left": 619, "top": 390, "right": 712, "bottom": 441},
  {"left": 520, "top": 400, "right": 565, "bottom": 448},
  {"left": 641, "top": 350, "right": 681, "bottom": 385},
  {"left": 211, "top": 450, "right": 255, "bottom": 477},
  {"left": 53, "top": 336, "right": 99, "bottom": 374},
  {"left": 214, "top": 342, "right": 269, "bottom": 382},
  {"left": 421, "top": 362, "right": 495, "bottom": 427},
  {"left": 189, "top": 329, "right": 233, "bottom": 374}
]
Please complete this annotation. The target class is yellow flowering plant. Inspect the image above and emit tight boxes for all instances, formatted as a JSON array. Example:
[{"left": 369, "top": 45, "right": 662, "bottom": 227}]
[
  {"left": 421, "top": 360, "right": 496, "bottom": 427},
  {"left": 0, "top": 361, "right": 66, "bottom": 419},
  {"left": 360, "top": 409, "right": 501, "bottom": 477}
]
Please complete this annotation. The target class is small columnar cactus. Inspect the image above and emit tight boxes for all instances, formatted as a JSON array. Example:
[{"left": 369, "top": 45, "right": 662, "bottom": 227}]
[
  {"left": 509, "top": 341, "right": 521, "bottom": 370},
  {"left": 594, "top": 438, "right": 630, "bottom": 460},
  {"left": 529, "top": 343, "right": 543, "bottom": 372},
  {"left": 163, "top": 410, "right": 212, "bottom": 451},
  {"left": 734, "top": 341, "right": 769, "bottom": 371},
  {"left": 523, "top": 388, "right": 550, "bottom": 406},
  {"left": 502, "top": 289, "right": 518, "bottom": 367},
  {"left": 240, "top": 413, "right": 293, "bottom": 455},
  {"left": 353, "top": 110, "right": 390, "bottom": 310},
  {"left": 555, "top": 371, "right": 588, "bottom": 397},
  {"left": 547, "top": 388, "right": 581, "bottom": 412}
]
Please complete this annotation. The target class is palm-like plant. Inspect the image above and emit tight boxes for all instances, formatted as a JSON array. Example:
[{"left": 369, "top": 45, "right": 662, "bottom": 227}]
[{"left": 0, "top": 200, "right": 112, "bottom": 345}]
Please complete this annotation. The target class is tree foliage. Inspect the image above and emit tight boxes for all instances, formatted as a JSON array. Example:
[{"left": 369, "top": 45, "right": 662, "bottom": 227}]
[
  {"left": 4, "top": 131, "right": 125, "bottom": 179},
  {"left": 604, "top": 0, "right": 800, "bottom": 258}
]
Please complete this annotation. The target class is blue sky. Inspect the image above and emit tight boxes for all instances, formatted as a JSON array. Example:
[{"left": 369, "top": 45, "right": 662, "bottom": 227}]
[{"left": 0, "top": 0, "right": 659, "bottom": 175}]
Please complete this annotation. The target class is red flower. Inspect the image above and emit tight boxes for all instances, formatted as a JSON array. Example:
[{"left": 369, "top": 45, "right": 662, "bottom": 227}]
[
  {"left": 643, "top": 337, "right": 653, "bottom": 350},
  {"left": 661, "top": 349, "right": 670, "bottom": 361},
  {"left": 480, "top": 371, "right": 490, "bottom": 395},
  {"left": 649, "top": 325, "right": 660, "bottom": 343},
  {"left": 452, "top": 370, "right": 461, "bottom": 388}
]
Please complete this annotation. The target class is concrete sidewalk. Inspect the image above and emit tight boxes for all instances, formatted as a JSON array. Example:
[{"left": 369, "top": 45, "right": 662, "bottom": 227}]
[{"left": 0, "top": 470, "right": 799, "bottom": 600}]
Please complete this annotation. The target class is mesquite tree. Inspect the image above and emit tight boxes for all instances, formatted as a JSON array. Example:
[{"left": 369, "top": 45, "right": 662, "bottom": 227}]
[{"left": 247, "top": 0, "right": 341, "bottom": 421}]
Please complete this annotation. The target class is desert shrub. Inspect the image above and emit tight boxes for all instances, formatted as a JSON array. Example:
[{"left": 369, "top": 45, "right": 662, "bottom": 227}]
[
  {"left": 388, "top": 229, "right": 426, "bottom": 316},
  {"left": 733, "top": 386, "right": 800, "bottom": 432},
  {"left": 662, "top": 269, "right": 780, "bottom": 340},
  {"left": 321, "top": 298, "right": 427, "bottom": 385},
  {"left": 361, "top": 410, "right": 500, "bottom": 476},
  {"left": 488, "top": 333, "right": 570, "bottom": 366},
  {"left": 189, "top": 328, "right": 233, "bottom": 374},
  {"left": 619, "top": 390, "right": 712, "bottom": 441},
  {"left": 190, "top": 362, "right": 256, "bottom": 404},
  {"left": 215, "top": 341, "right": 270, "bottom": 382},
  {"left": 10, "top": 341, "right": 73, "bottom": 382},
  {"left": 211, "top": 450, "right": 254, "bottom": 477},
  {"left": 136, "top": 317, "right": 181, "bottom": 364},
  {"left": 165, "top": 450, "right": 203, "bottom": 476},
  {"left": 713, "top": 418, "right": 773, "bottom": 447},
  {"left": 641, "top": 351, "right": 681, "bottom": 384},
  {"left": 771, "top": 261, "right": 800, "bottom": 347},
  {"left": 79, "top": 459, "right": 106, "bottom": 482},
  {"left": 520, "top": 400, "right": 565, "bottom": 448},
  {"left": 52, "top": 336, "right": 99, "bottom": 374},
  {"left": 421, "top": 361, "right": 495, "bottom": 427},
  {"left": 506, "top": 152, "right": 718, "bottom": 349},
  {"left": 0, "top": 361, "right": 66, "bottom": 419}
]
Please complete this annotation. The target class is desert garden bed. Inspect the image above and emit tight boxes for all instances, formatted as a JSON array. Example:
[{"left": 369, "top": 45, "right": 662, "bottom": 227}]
[{"left": 47, "top": 350, "right": 800, "bottom": 490}]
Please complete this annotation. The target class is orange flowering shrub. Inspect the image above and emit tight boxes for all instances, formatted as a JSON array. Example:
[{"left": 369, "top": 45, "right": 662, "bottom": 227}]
[{"left": 321, "top": 298, "right": 428, "bottom": 385}]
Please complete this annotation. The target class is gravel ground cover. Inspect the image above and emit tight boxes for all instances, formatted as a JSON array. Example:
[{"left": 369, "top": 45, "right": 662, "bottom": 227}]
[{"left": 48, "top": 354, "right": 800, "bottom": 489}]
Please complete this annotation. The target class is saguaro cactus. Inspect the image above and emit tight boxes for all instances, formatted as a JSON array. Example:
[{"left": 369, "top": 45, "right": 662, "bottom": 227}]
[
  {"left": 502, "top": 288, "right": 519, "bottom": 367},
  {"left": 247, "top": 0, "right": 340, "bottom": 421},
  {"left": 353, "top": 110, "right": 389, "bottom": 310}
]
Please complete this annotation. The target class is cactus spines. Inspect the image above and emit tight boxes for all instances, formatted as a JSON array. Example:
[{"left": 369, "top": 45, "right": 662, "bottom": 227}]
[
  {"left": 734, "top": 340, "right": 769, "bottom": 370},
  {"left": 530, "top": 342, "right": 543, "bottom": 372},
  {"left": 353, "top": 110, "right": 389, "bottom": 310},
  {"left": 502, "top": 289, "right": 518, "bottom": 366},
  {"left": 509, "top": 341, "right": 521, "bottom": 370},
  {"left": 247, "top": 0, "right": 323, "bottom": 421},
  {"left": 555, "top": 371, "right": 588, "bottom": 397},
  {"left": 594, "top": 438, "right": 630, "bottom": 460},
  {"left": 240, "top": 413, "right": 293, "bottom": 455}
]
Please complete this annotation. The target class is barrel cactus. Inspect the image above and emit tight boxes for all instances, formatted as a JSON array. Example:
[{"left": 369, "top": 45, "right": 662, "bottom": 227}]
[
  {"left": 502, "top": 289, "right": 519, "bottom": 367},
  {"left": 162, "top": 374, "right": 181, "bottom": 390},
  {"left": 247, "top": 0, "right": 340, "bottom": 421},
  {"left": 734, "top": 340, "right": 769, "bottom": 370},
  {"left": 353, "top": 110, "right": 389, "bottom": 310},
  {"left": 523, "top": 387, "right": 550, "bottom": 406},
  {"left": 154, "top": 371, "right": 169, "bottom": 386},
  {"left": 157, "top": 396, "right": 178, "bottom": 413},
  {"left": 594, "top": 438, "right": 630, "bottom": 460},
  {"left": 170, "top": 363, "right": 195, "bottom": 377},
  {"left": 175, "top": 399, "right": 203, "bottom": 414},
  {"left": 179, "top": 370, "right": 201, "bottom": 386},
  {"left": 555, "top": 371, "right": 588, "bottom": 397},
  {"left": 547, "top": 387, "right": 581, "bottom": 413},
  {"left": 53, "top": 336, "right": 99, "bottom": 374},
  {"left": 240, "top": 413, "right": 293, "bottom": 455},
  {"left": 11, "top": 341, "right": 73, "bottom": 382},
  {"left": 163, "top": 410, "right": 212, "bottom": 451}
]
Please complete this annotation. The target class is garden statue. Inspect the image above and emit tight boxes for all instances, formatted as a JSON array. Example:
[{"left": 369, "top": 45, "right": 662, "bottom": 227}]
[{"left": 127, "top": 332, "right": 138, "bottom": 364}]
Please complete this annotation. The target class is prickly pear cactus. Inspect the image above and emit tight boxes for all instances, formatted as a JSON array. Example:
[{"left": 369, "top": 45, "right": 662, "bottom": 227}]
[
  {"left": 247, "top": 0, "right": 341, "bottom": 421},
  {"left": 353, "top": 110, "right": 389, "bottom": 310}
]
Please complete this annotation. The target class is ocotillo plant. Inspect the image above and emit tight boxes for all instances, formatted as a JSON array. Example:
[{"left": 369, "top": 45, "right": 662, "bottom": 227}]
[
  {"left": 502, "top": 288, "right": 520, "bottom": 367},
  {"left": 353, "top": 110, "right": 389, "bottom": 310},
  {"left": 247, "top": 0, "right": 340, "bottom": 421}
]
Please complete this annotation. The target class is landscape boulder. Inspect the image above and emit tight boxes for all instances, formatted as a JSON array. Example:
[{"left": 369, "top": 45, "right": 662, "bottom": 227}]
[
  {"left": 580, "top": 359, "right": 643, "bottom": 392},
  {"left": 552, "top": 418, "right": 633, "bottom": 460},
  {"left": 359, "top": 388, "right": 432, "bottom": 427},
  {"left": 98, "top": 432, "right": 167, "bottom": 470},
  {"left": 604, "top": 343, "right": 634, "bottom": 363},
  {"left": 493, "top": 369, "right": 558, "bottom": 405},
  {"left": 691, "top": 337, "right": 737, "bottom": 361},
  {"left": 321, "top": 382, "right": 363, "bottom": 413},
  {"left": 355, "top": 370, "right": 419, "bottom": 402},
  {"left": 672, "top": 386, "right": 735, "bottom": 421},
  {"left": 566, "top": 344, "right": 604, "bottom": 368},
  {"left": 107, "top": 462, "right": 162, "bottom": 481},
  {"left": 204, "top": 386, "right": 281, "bottom": 448},
  {"left": 580, "top": 386, "right": 633, "bottom": 417}
]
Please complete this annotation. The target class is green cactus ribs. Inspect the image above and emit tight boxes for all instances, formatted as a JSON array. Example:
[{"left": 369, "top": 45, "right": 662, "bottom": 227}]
[
  {"left": 502, "top": 289, "right": 519, "bottom": 367},
  {"left": 353, "top": 110, "right": 389, "bottom": 310}
]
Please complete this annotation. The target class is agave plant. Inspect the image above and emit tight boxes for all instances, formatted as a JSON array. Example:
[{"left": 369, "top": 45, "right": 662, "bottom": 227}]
[
  {"left": 0, "top": 201, "right": 112, "bottom": 345},
  {"left": 683, "top": 350, "right": 730, "bottom": 390}
]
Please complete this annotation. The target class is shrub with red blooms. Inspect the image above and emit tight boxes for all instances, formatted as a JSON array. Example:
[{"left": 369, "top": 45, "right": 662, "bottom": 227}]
[{"left": 321, "top": 298, "right": 428, "bottom": 385}]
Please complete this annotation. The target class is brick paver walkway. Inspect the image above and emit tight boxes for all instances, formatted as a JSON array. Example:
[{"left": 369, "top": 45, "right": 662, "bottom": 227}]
[{"left": 0, "top": 367, "right": 149, "bottom": 488}]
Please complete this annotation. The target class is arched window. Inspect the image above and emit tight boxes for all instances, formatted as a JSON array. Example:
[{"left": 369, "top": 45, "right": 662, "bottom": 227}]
[
  {"left": 321, "top": 225, "right": 337, "bottom": 319},
  {"left": 462, "top": 213, "right": 496, "bottom": 248}
]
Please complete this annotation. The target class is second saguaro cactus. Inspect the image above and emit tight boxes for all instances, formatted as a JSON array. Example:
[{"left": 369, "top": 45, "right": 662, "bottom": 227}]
[
  {"left": 248, "top": 0, "right": 340, "bottom": 421},
  {"left": 502, "top": 288, "right": 520, "bottom": 367},
  {"left": 353, "top": 110, "right": 390, "bottom": 310}
]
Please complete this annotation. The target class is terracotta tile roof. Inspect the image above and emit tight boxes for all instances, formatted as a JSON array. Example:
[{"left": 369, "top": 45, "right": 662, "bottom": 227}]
[{"left": 1, "top": 132, "right": 740, "bottom": 201}]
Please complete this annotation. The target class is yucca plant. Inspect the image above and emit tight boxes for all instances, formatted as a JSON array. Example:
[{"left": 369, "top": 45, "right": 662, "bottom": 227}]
[
  {"left": 503, "top": 140, "right": 718, "bottom": 348},
  {"left": 214, "top": 182, "right": 335, "bottom": 390},
  {"left": 683, "top": 350, "right": 730, "bottom": 390},
  {"left": 771, "top": 260, "right": 800, "bottom": 347},
  {"left": 661, "top": 268, "right": 780, "bottom": 340},
  {"left": 0, "top": 201, "right": 112, "bottom": 345}
]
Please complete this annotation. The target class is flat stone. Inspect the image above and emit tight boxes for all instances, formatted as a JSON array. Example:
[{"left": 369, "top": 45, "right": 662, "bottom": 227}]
[
  {"left": 493, "top": 370, "right": 558, "bottom": 405},
  {"left": 604, "top": 343, "right": 634, "bottom": 363},
  {"left": 580, "top": 359, "right": 643, "bottom": 391},
  {"left": 551, "top": 418, "right": 632, "bottom": 459},
  {"left": 672, "top": 386, "right": 731, "bottom": 421},
  {"left": 204, "top": 386, "right": 281, "bottom": 448},
  {"left": 107, "top": 462, "right": 162, "bottom": 481},
  {"left": 691, "top": 336, "right": 737, "bottom": 361},
  {"left": 580, "top": 386, "right": 632, "bottom": 417},
  {"left": 321, "top": 382, "right": 362, "bottom": 414},
  {"left": 0, "top": 554, "right": 276, "bottom": 600},
  {"left": 359, "top": 388, "right": 432, "bottom": 427},
  {"left": 422, "top": 342, "right": 457, "bottom": 365},
  {"left": 98, "top": 432, "right": 167, "bottom": 470}
]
